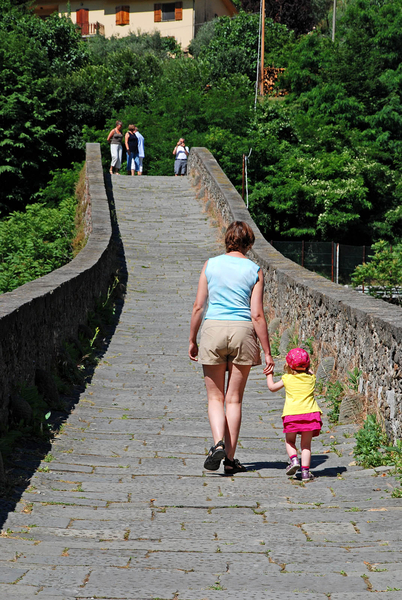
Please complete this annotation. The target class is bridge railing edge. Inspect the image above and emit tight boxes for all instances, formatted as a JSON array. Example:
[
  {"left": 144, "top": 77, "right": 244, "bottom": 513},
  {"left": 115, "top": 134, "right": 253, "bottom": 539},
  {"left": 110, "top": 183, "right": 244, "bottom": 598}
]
[
  {"left": 0, "top": 143, "right": 119, "bottom": 424},
  {"left": 188, "top": 147, "right": 402, "bottom": 441}
]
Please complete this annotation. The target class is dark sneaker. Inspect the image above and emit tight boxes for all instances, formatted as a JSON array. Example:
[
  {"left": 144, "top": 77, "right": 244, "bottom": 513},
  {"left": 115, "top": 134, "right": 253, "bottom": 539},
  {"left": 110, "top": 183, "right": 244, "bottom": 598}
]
[
  {"left": 286, "top": 456, "right": 300, "bottom": 476},
  {"left": 204, "top": 440, "right": 225, "bottom": 471},
  {"left": 301, "top": 469, "right": 315, "bottom": 482}
]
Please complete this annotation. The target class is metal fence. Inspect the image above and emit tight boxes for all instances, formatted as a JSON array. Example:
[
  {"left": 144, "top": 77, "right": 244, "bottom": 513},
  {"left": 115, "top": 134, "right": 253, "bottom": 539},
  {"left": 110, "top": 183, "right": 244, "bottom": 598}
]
[{"left": 271, "top": 241, "right": 374, "bottom": 284}]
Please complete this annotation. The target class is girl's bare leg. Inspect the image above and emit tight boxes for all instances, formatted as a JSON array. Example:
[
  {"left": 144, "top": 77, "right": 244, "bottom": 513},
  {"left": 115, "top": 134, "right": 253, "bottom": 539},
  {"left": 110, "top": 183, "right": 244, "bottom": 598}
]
[
  {"left": 203, "top": 364, "right": 227, "bottom": 445},
  {"left": 300, "top": 431, "right": 314, "bottom": 468},
  {"left": 224, "top": 363, "right": 251, "bottom": 460},
  {"left": 285, "top": 432, "right": 298, "bottom": 460}
]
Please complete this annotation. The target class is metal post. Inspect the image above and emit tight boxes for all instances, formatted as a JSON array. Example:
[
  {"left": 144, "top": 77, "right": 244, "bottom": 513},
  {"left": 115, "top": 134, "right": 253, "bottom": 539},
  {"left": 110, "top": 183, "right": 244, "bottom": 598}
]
[
  {"left": 260, "top": 0, "right": 265, "bottom": 96},
  {"left": 336, "top": 243, "right": 340, "bottom": 284},
  {"left": 242, "top": 154, "right": 245, "bottom": 200},
  {"left": 331, "top": 242, "right": 334, "bottom": 282}
]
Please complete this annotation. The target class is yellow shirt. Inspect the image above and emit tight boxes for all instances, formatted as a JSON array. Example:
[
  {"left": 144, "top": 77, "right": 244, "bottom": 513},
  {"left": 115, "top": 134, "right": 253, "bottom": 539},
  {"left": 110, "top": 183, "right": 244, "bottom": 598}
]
[{"left": 281, "top": 373, "right": 322, "bottom": 417}]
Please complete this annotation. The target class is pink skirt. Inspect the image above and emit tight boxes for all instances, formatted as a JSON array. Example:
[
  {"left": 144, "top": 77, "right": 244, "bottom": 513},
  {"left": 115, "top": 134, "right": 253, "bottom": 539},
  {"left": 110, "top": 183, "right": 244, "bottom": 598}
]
[{"left": 282, "top": 412, "right": 322, "bottom": 437}]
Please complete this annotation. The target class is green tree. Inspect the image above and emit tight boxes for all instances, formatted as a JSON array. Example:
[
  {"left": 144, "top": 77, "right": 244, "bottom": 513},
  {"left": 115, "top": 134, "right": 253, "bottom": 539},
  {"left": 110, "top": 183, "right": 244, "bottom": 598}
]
[
  {"left": 190, "top": 12, "right": 294, "bottom": 81},
  {"left": 0, "top": 3, "right": 87, "bottom": 214},
  {"left": 0, "top": 166, "right": 81, "bottom": 293},
  {"left": 351, "top": 240, "right": 402, "bottom": 304}
]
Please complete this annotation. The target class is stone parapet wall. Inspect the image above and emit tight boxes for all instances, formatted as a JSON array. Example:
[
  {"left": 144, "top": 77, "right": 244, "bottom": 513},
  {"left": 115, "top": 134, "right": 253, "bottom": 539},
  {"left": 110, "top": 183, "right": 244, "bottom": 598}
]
[
  {"left": 188, "top": 147, "right": 402, "bottom": 441},
  {"left": 0, "top": 143, "right": 118, "bottom": 428}
]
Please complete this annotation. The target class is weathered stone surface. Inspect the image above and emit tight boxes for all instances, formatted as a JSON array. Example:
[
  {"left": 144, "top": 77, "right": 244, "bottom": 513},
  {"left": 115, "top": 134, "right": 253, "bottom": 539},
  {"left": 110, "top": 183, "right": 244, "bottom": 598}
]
[
  {"left": 279, "top": 328, "right": 292, "bottom": 355},
  {"left": 0, "top": 151, "right": 400, "bottom": 600},
  {"left": 0, "top": 143, "right": 119, "bottom": 429},
  {"left": 316, "top": 356, "right": 336, "bottom": 383},
  {"left": 9, "top": 393, "right": 33, "bottom": 422},
  {"left": 34, "top": 368, "right": 60, "bottom": 409},
  {"left": 268, "top": 317, "right": 281, "bottom": 334},
  {"left": 188, "top": 148, "right": 402, "bottom": 440},
  {"left": 339, "top": 393, "right": 365, "bottom": 423}
]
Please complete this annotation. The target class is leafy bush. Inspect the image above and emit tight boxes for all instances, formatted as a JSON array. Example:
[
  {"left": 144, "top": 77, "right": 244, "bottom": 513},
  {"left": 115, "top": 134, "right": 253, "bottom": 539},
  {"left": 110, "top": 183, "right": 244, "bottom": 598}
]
[
  {"left": 354, "top": 414, "right": 388, "bottom": 468},
  {"left": 323, "top": 381, "right": 344, "bottom": 423},
  {"left": 351, "top": 241, "right": 402, "bottom": 305},
  {"left": 0, "top": 165, "right": 82, "bottom": 293}
]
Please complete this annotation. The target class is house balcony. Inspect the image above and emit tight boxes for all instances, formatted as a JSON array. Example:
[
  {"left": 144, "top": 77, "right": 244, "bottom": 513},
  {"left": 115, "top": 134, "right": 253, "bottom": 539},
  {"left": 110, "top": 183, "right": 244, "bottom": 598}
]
[{"left": 77, "top": 22, "right": 105, "bottom": 37}]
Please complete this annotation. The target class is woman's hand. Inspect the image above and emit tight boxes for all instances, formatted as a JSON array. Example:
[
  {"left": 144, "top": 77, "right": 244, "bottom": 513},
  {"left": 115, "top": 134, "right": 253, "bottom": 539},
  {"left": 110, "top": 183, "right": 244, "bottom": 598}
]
[
  {"left": 189, "top": 340, "right": 199, "bottom": 361},
  {"left": 263, "top": 353, "right": 275, "bottom": 375}
]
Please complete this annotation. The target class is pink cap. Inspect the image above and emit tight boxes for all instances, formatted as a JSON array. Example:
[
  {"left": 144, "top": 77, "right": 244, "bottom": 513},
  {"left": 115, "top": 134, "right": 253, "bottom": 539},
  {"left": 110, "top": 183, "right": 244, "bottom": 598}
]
[{"left": 286, "top": 348, "right": 310, "bottom": 370}]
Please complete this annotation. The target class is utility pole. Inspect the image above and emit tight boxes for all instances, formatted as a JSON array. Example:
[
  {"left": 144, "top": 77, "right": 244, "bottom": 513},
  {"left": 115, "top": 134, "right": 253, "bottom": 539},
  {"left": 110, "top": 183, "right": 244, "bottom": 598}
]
[
  {"left": 332, "top": 0, "right": 336, "bottom": 42},
  {"left": 260, "top": 0, "right": 265, "bottom": 95}
]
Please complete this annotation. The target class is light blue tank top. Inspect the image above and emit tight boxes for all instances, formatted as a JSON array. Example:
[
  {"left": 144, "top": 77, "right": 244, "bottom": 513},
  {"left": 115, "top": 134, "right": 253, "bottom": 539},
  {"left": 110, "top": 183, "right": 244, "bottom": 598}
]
[{"left": 204, "top": 254, "right": 260, "bottom": 321}]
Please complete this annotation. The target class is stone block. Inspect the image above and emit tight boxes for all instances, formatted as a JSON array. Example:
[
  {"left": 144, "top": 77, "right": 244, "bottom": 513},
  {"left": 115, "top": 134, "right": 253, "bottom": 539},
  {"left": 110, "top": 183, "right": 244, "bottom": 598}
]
[
  {"left": 279, "top": 328, "right": 292, "bottom": 355},
  {"left": 268, "top": 317, "right": 280, "bottom": 335},
  {"left": 339, "top": 393, "right": 364, "bottom": 423},
  {"left": 316, "top": 356, "right": 335, "bottom": 383}
]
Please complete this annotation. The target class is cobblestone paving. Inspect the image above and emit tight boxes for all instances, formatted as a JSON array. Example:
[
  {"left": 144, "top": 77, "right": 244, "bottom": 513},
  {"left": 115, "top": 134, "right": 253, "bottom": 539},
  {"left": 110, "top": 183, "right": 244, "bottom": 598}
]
[{"left": 0, "top": 175, "right": 401, "bottom": 599}]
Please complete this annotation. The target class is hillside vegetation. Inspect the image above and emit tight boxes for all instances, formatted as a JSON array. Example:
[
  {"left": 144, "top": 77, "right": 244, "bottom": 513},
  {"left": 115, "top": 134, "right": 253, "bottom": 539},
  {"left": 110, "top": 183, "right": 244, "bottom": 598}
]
[{"left": 1, "top": 0, "right": 402, "bottom": 293}]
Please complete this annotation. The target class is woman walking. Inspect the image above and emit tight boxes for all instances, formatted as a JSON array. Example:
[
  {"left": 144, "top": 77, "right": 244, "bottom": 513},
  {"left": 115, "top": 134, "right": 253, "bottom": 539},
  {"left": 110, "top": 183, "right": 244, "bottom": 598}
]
[
  {"left": 189, "top": 221, "right": 274, "bottom": 474},
  {"left": 125, "top": 124, "right": 139, "bottom": 176},
  {"left": 107, "top": 120, "right": 123, "bottom": 175}
]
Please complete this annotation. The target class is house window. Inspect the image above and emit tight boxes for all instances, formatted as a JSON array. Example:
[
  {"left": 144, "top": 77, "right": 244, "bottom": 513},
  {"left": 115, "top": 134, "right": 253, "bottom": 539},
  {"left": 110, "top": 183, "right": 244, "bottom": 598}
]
[
  {"left": 116, "top": 5, "right": 130, "bottom": 25},
  {"left": 154, "top": 2, "right": 182, "bottom": 22}
]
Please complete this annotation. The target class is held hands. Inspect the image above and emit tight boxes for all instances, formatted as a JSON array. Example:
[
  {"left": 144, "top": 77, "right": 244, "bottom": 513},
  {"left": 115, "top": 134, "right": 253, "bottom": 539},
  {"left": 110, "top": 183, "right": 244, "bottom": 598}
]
[
  {"left": 263, "top": 353, "right": 275, "bottom": 375},
  {"left": 189, "top": 340, "right": 199, "bottom": 361}
]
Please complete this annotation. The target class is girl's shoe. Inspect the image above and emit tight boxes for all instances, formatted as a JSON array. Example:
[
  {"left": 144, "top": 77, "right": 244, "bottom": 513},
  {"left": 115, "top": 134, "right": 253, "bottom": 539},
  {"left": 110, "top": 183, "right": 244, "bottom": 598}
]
[
  {"left": 301, "top": 469, "right": 315, "bottom": 482},
  {"left": 286, "top": 456, "right": 300, "bottom": 476},
  {"left": 204, "top": 440, "right": 225, "bottom": 471},
  {"left": 224, "top": 457, "right": 247, "bottom": 475}
]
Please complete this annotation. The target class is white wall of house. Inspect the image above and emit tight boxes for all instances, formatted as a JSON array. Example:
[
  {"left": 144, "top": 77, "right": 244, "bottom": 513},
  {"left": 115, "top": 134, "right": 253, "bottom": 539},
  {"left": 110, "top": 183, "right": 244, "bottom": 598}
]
[
  {"left": 54, "top": 0, "right": 195, "bottom": 47},
  {"left": 34, "top": 0, "right": 236, "bottom": 48}
]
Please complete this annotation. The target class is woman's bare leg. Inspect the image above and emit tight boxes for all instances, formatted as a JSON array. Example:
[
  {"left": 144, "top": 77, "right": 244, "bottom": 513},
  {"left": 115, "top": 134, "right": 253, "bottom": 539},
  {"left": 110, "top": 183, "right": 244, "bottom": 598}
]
[
  {"left": 203, "top": 364, "right": 227, "bottom": 445},
  {"left": 224, "top": 363, "right": 251, "bottom": 460}
]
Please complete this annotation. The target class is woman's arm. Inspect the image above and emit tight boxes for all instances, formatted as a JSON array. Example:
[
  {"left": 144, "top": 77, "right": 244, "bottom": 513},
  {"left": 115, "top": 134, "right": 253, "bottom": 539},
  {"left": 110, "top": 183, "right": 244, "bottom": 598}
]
[
  {"left": 266, "top": 373, "right": 284, "bottom": 392},
  {"left": 125, "top": 132, "right": 130, "bottom": 151},
  {"left": 189, "top": 262, "right": 208, "bottom": 361},
  {"left": 107, "top": 129, "right": 115, "bottom": 143},
  {"left": 250, "top": 269, "right": 274, "bottom": 374}
]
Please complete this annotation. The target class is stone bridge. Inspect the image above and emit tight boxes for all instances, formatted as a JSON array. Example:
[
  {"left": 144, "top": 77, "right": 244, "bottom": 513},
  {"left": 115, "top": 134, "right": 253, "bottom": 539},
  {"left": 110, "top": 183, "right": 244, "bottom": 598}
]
[{"left": 0, "top": 143, "right": 401, "bottom": 598}]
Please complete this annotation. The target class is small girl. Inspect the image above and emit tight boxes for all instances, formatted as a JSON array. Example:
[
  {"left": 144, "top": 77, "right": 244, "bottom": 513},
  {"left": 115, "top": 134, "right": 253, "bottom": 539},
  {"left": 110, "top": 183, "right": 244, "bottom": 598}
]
[{"left": 266, "top": 348, "right": 322, "bottom": 482}]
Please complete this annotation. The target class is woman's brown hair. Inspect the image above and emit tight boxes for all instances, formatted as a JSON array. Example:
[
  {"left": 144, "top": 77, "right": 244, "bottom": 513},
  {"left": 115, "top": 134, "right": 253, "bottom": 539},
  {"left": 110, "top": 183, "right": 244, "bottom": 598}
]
[
  {"left": 225, "top": 221, "right": 255, "bottom": 253},
  {"left": 128, "top": 124, "right": 135, "bottom": 132}
]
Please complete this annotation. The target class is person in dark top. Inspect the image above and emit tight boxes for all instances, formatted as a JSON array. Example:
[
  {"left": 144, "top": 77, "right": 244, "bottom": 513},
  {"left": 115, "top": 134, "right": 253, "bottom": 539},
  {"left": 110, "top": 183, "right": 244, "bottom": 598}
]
[{"left": 125, "top": 124, "right": 139, "bottom": 176}]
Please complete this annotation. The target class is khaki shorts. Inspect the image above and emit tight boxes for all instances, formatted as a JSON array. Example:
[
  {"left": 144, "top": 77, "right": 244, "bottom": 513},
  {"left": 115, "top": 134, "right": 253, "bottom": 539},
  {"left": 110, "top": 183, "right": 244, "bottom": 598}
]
[{"left": 199, "top": 320, "right": 261, "bottom": 366}]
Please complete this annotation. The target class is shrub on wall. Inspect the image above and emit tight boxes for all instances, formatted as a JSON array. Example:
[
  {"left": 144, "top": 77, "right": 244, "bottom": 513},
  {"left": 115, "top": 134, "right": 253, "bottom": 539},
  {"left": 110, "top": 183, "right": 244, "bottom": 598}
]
[{"left": 0, "top": 165, "right": 83, "bottom": 294}]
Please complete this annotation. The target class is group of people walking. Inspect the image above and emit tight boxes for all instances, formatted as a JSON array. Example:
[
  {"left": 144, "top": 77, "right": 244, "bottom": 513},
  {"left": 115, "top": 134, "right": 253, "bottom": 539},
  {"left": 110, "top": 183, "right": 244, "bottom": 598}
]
[
  {"left": 107, "top": 121, "right": 145, "bottom": 176},
  {"left": 189, "top": 221, "right": 322, "bottom": 481},
  {"left": 107, "top": 121, "right": 189, "bottom": 176}
]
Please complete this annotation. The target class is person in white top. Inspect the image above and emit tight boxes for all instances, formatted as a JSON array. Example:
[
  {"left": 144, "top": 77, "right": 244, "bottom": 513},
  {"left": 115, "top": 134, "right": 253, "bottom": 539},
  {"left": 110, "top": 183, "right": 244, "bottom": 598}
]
[
  {"left": 173, "top": 138, "right": 189, "bottom": 176},
  {"left": 134, "top": 126, "right": 145, "bottom": 175}
]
